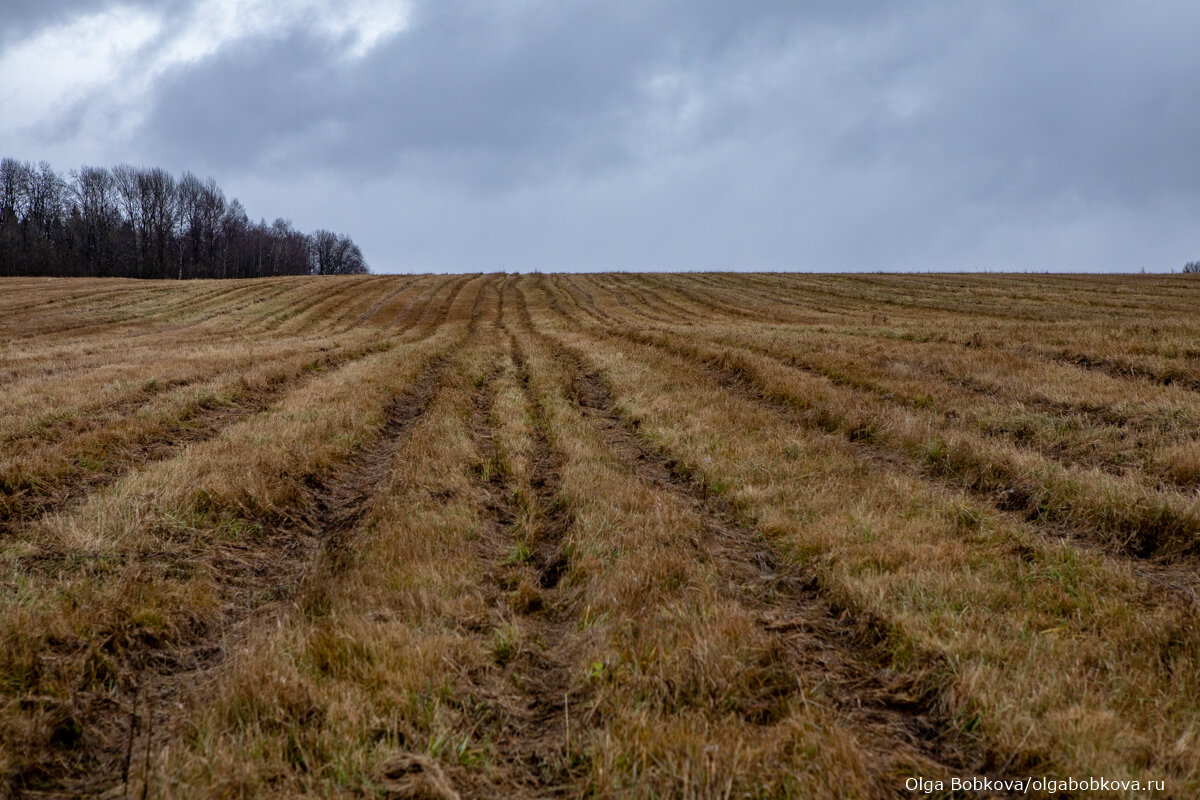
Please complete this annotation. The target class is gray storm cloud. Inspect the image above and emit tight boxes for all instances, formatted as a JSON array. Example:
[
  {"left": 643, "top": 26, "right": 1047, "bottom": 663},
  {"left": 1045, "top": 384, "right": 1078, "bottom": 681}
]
[{"left": 2, "top": 0, "right": 1197, "bottom": 272}]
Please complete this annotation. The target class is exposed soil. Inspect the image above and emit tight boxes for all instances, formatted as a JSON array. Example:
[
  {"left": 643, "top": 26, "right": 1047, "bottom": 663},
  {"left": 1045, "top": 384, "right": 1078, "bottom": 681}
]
[
  {"left": 0, "top": 341, "right": 390, "bottom": 537},
  {"left": 1, "top": 276, "right": 475, "bottom": 541},
  {"left": 6, "top": 274, "right": 1199, "bottom": 797},
  {"left": 447, "top": 318, "right": 583, "bottom": 797},
  {"left": 512, "top": 287, "right": 1019, "bottom": 797},
  {"left": 14, "top": 348, "right": 459, "bottom": 798},
  {"left": 555, "top": 295, "right": 1200, "bottom": 574}
]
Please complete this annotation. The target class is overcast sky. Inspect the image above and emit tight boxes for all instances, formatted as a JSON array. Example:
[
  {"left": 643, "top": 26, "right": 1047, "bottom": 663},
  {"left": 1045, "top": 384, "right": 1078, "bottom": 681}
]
[{"left": 2, "top": 1, "right": 1197, "bottom": 273}]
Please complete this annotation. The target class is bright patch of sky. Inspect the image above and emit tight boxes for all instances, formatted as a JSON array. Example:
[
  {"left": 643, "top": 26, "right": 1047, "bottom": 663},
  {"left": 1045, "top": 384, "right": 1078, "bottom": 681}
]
[
  {"left": 165, "top": 0, "right": 411, "bottom": 64},
  {"left": 2, "top": 1, "right": 1198, "bottom": 272},
  {"left": 0, "top": 0, "right": 410, "bottom": 142},
  {"left": 0, "top": 7, "right": 161, "bottom": 138}
]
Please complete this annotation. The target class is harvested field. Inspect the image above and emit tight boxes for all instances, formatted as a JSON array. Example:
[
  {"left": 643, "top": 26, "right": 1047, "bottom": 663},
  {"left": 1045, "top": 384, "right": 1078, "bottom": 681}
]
[{"left": 1, "top": 273, "right": 1198, "bottom": 798}]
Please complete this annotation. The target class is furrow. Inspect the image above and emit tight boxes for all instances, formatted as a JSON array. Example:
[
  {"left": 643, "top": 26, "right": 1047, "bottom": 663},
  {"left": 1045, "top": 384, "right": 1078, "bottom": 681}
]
[
  {"left": 623, "top": 326, "right": 1200, "bottom": 565},
  {"left": 544, "top": 289, "right": 1200, "bottom": 567},
  {"left": 513, "top": 287, "right": 1004, "bottom": 793},
  {"left": 460, "top": 340, "right": 579, "bottom": 797},
  {"left": 630, "top": 320, "right": 1200, "bottom": 492},
  {"left": 350, "top": 276, "right": 419, "bottom": 328},
  {"left": 1046, "top": 350, "right": 1200, "bottom": 395},
  {"left": 0, "top": 339, "right": 391, "bottom": 536},
  {"left": 15, "top": 346, "right": 461, "bottom": 798}
]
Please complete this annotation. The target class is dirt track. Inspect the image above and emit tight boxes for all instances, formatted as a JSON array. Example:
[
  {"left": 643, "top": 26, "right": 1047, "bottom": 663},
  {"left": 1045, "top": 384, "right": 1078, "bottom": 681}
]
[{"left": 2, "top": 274, "right": 1198, "bottom": 797}]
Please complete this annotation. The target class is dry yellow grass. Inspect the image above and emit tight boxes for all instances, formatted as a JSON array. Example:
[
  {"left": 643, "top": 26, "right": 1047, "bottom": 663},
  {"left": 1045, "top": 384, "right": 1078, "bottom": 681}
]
[{"left": 1, "top": 273, "right": 1198, "bottom": 798}]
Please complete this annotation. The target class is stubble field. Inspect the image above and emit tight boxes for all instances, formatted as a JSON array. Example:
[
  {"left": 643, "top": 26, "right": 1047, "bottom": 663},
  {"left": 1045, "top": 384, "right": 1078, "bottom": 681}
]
[{"left": 1, "top": 273, "right": 1198, "bottom": 798}]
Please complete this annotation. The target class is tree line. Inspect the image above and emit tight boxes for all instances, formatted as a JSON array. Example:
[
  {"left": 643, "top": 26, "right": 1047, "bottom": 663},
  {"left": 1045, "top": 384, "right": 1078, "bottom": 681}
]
[{"left": 0, "top": 159, "right": 368, "bottom": 279}]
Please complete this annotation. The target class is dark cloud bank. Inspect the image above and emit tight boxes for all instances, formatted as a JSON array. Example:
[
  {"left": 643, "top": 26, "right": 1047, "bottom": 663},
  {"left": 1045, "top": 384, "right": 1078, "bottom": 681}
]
[{"left": 4, "top": 1, "right": 1199, "bottom": 273}]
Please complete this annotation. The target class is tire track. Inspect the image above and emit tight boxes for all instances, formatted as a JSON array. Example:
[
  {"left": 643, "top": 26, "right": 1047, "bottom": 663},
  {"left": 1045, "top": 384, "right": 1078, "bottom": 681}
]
[
  {"left": 2, "top": 375, "right": 195, "bottom": 447},
  {"left": 212, "top": 280, "right": 324, "bottom": 334},
  {"left": 639, "top": 273, "right": 791, "bottom": 324},
  {"left": 296, "top": 350, "right": 458, "bottom": 612},
  {"left": 0, "top": 286, "right": 330, "bottom": 393},
  {"left": 558, "top": 276, "right": 608, "bottom": 325},
  {"left": 7, "top": 282, "right": 283, "bottom": 344},
  {"left": 536, "top": 282, "right": 1200, "bottom": 569},
  {"left": 320, "top": 276, "right": 394, "bottom": 332},
  {"left": 0, "top": 335, "right": 351, "bottom": 448},
  {"left": 1045, "top": 350, "right": 1200, "bottom": 395},
  {"left": 549, "top": 276, "right": 610, "bottom": 328},
  {"left": 459, "top": 282, "right": 580, "bottom": 794},
  {"left": 385, "top": 276, "right": 441, "bottom": 329},
  {"left": 557, "top": 275, "right": 1200, "bottom": 486},
  {"left": 405, "top": 274, "right": 474, "bottom": 340},
  {"left": 586, "top": 275, "right": 675, "bottom": 325},
  {"left": 460, "top": 339, "right": 579, "bottom": 797},
  {"left": 0, "top": 281, "right": 438, "bottom": 444},
  {"left": 0, "top": 338, "right": 391, "bottom": 537},
  {"left": 511, "top": 285, "right": 1017, "bottom": 796},
  {"left": 561, "top": 355, "right": 986, "bottom": 792},
  {"left": 314, "top": 276, "right": 410, "bottom": 334},
  {"left": 630, "top": 321, "right": 1200, "bottom": 490},
  {"left": 693, "top": 272, "right": 865, "bottom": 320},
  {"left": 269, "top": 277, "right": 371, "bottom": 333},
  {"left": 17, "top": 346, "right": 461, "bottom": 798},
  {"left": 2, "top": 280, "right": 474, "bottom": 538},
  {"left": 351, "top": 276, "right": 419, "bottom": 328},
  {"left": 619, "top": 326, "right": 1200, "bottom": 565},
  {"left": 610, "top": 276, "right": 697, "bottom": 324}
]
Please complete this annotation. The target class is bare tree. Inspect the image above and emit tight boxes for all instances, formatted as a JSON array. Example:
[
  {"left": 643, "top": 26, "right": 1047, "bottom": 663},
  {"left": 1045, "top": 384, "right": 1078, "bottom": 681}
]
[
  {"left": 310, "top": 229, "right": 368, "bottom": 275},
  {"left": 0, "top": 158, "right": 29, "bottom": 219},
  {"left": 196, "top": 177, "right": 226, "bottom": 276},
  {"left": 2, "top": 157, "right": 369, "bottom": 278},
  {"left": 112, "top": 165, "right": 148, "bottom": 276},
  {"left": 0, "top": 159, "right": 31, "bottom": 275},
  {"left": 70, "top": 166, "right": 119, "bottom": 275},
  {"left": 137, "top": 167, "right": 178, "bottom": 277},
  {"left": 177, "top": 171, "right": 204, "bottom": 275}
]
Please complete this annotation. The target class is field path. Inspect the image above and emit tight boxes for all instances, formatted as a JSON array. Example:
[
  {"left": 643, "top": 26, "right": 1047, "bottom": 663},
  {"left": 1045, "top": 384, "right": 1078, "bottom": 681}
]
[
  {"left": 3, "top": 274, "right": 1200, "bottom": 797},
  {"left": 6, "top": 280, "right": 488, "bottom": 797},
  {"left": 537, "top": 276, "right": 1200, "bottom": 573},
  {"left": 508, "top": 284, "right": 1013, "bottom": 796}
]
